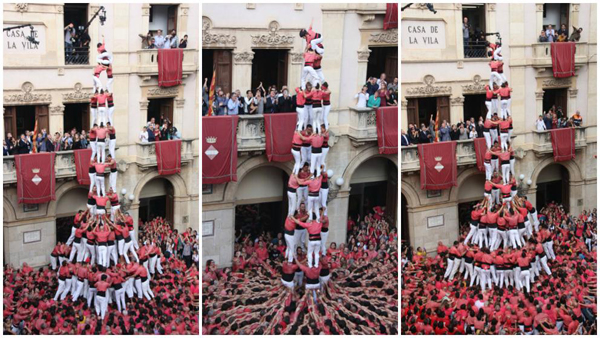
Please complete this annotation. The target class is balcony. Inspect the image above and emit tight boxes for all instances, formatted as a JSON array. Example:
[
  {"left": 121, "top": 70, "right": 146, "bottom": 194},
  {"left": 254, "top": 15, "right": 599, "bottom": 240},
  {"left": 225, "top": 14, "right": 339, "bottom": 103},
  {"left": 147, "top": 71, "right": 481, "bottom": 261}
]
[
  {"left": 532, "top": 127, "right": 587, "bottom": 155},
  {"left": 135, "top": 139, "right": 195, "bottom": 170},
  {"left": 348, "top": 107, "right": 378, "bottom": 146},
  {"left": 135, "top": 49, "right": 198, "bottom": 80},
  {"left": 237, "top": 115, "right": 266, "bottom": 154},
  {"left": 531, "top": 42, "right": 590, "bottom": 70},
  {"left": 3, "top": 151, "right": 78, "bottom": 184},
  {"left": 401, "top": 139, "right": 478, "bottom": 173}
]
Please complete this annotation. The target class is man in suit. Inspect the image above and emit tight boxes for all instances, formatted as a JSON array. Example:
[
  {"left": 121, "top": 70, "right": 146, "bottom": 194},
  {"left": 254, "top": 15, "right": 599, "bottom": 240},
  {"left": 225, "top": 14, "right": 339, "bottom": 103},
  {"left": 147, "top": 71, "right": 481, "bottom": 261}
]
[
  {"left": 265, "top": 89, "right": 279, "bottom": 114},
  {"left": 401, "top": 130, "right": 411, "bottom": 146},
  {"left": 17, "top": 134, "right": 31, "bottom": 154}
]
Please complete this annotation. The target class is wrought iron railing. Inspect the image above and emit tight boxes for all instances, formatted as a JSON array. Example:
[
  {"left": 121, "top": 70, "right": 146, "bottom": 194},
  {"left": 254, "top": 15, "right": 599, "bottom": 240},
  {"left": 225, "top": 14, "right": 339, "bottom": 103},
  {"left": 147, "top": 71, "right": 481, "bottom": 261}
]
[
  {"left": 464, "top": 42, "right": 488, "bottom": 58},
  {"left": 65, "top": 46, "right": 90, "bottom": 65}
]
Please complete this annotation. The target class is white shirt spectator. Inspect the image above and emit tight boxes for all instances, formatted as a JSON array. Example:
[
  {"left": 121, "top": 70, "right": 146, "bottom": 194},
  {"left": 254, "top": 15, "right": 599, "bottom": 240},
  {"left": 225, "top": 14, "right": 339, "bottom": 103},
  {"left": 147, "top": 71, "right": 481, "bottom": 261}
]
[
  {"left": 154, "top": 34, "right": 165, "bottom": 49},
  {"left": 536, "top": 119, "right": 547, "bottom": 131},
  {"left": 355, "top": 92, "right": 369, "bottom": 108},
  {"left": 163, "top": 36, "right": 172, "bottom": 49},
  {"left": 139, "top": 130, "right": 149, "bottom": 143}
]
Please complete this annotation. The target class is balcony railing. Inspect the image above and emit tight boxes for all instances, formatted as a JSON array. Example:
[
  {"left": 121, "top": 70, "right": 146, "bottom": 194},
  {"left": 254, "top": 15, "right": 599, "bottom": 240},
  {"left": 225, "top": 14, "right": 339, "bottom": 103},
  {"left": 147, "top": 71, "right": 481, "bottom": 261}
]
[
  {"left": 3, "top": 151, "right": 78, "bottom": 184},
  {"left": 348, "top": 107, "right": 378, "bottom": 144},
  {"left": 464, "top": 41, "right": 488, "bottom": 59},
  {"left": 136, "top": 49, "right": 198, "bottom": 78},
  {"left": 65, "top": 46, "right": 90, "bottom": 65},
  {"left": 531, "top": 42, "right": 590, "bottom": 69},
  {"left": 237, "top": 115, "right": 266, "bottom": 153},
  {"left": 135, "top": 139, "right": 195, "bottom": 169},
  {"left": 532, "top": 126, "right": 587, "bottom": 154},
  {"left": 401, "top": 139, "right": 478, "bottom": 173}
]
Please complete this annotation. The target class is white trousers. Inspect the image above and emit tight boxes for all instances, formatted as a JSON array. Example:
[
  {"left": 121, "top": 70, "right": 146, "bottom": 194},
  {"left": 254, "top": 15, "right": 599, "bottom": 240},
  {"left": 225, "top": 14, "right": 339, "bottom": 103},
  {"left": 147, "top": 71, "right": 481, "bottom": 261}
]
[
  {"left": 489, "top": 72, "right": 502, "bottom": 87},
  {"left": 322, "top": 105, "right": 330, "bottom": 130},
  {"left": 97, "top": 245, "right": 108, "bottom": 267},
  {"left": 130, "top": 230, "right": 140, "bottom": 250},
  {"left": 307, "top": 195, "right": 320, "bottom": 221},
  {"left": 509, "top": 229, "right": 520, "bottom": 248},
  {"left": 50, "top": 255, "right": 58, "bottom": 270},
  {"left": 449, "top": 257, "right": 461, "bottom": 280},
  {"left": 491, "top": 99, "right": 499, "bottom": 115},
  {"left": 287, "top": 191, "right": 297, "bottom": 216},
  {"left": 301, "top": 146, "right": 311, "bottom": 167},
  {"left": 292, "top": 149, "right": 302, "bottom": 175},
  {"left": 84, "top": 243, "right": 96, "bottom": 265},
  {"left": 520, "top": 269, "right": 531, "bottom": 293},
  {"left": 312, "top": 107, "right": 322, "bottom": 132},
  {"left": 73, "top": 280, "right": 85, "bottom": 301},
  {"left": 304, "top": 106, "right": 313, "bottom": 129},
  {"left": 500, "top": 132, "right": 509, "bottom": 151},
  {"left": 321, "top": 147, "right": 329, "bottom": 172},
  {"left": 98, "top": 107, "right": 107, "bottom": 126},
  {"left": 310, "top": 153, "right": 322, "bottom": 176},
  {"left": 308, "top": 240, "right": 321, "bottom": 268},
  {"left": 96, "top": 295, "right": 108, "bottom": 319},
  {"left": 301, "top": 66, "right": 319, "bottom": 90},
  {"left": 106, "top": 77, "right": 114, "bottom": 92},
  {"left": 89, "top": 172, "right": 96, "bottom": 193},
  {"left": 96, "top": 175, "right": 106, "bottom": 196},
  {"left": 484, "top": 162, "right": 492, "bottom": 180},
  {"left": 294, "top": 228, "right": 307, "bottom": 252},
  {"left": 90, "top": 141, "right": 97, "bottom": 161},
  {"left": 320, "top": 231, "right": 329, "bottom": 256},
  {"left": 540, "top": 255, "right": 552, "bottom": 275},
  {"left": 296, "top": 107, "right": 306, "bottom": 131},
  {"left": 502, "top": 164, "right": 511, "bottom": 184},
  {"left": 480, "top": 269, "right": 492, "bottom": 291},
  {"left": 501, "top": 99, "right": 509, "bottom": 119},
  {"left": 284, "top": 233, "right": 296, "bottom": 262},
  {"left": 490, "top": 128, "right": 499, "bottom": 147},
  {"left": 92, "top": 76, "right": 102, "bottom": 93},
  {"left": 109, "top": 139, "right": 116, "bottom": 160},
  {"left": 444, "top": 258, "right": 454, "bottom": 279},
  {"left": 111, "top": 205, "right": 120, "bottom": 222},
  {"left": 91, "top": 108, "right": 98, "bottom": 126},
  {"left": 115, "top": 287, "right": 126, "bottom": 312},
  {"left": 315, "top": 68, "right": 325, "bottom": 83},
  {"left": 109, "top": 172, "right": 117, "bottom": 193},
  {"left": 123, "top": 239, "right": 139, "bottom": 263},
  {"left": 320, "top": 188, "right": 328, "bottom": 211},
  {"left": 311, "top": 36, "right": 324, "bottom": 54},
  {"left": 484, "top": 131, "right": 492, "bottom": 150},
  {"left": 97, "top": 141, "right": 106, "bottom": 163},
  {"left": 465, "top": 224, "right": 478, "bottom": 244},
  {"left": 296, "top": 186, "right": 308, "bottom": 209},
  {"left": 108, "top": 106, "right": 115, "bottom": 125},
  {"left": 485, "top": 101, "right": 492, "bottom": 119},
  {"left": 543, "top": 241, "right": 556, "bottom": 260},
  {"left": 55, "top": 279, "right": 72, "bottom": 300}
]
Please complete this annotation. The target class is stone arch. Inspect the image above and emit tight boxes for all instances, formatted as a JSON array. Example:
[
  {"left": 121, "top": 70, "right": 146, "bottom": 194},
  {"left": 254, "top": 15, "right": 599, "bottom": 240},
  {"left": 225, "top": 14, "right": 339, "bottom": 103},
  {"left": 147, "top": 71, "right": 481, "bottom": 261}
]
[
  {"left": 3, "top": 196, "right": 17, "bottom": 222},
  {"left": 223, "top": 156, "right": 294, "bottom": 202},
  {"left": 132, "top": 171, "right": 188, "bottom": 204},
  {"left": 448, "top": 167, "right": 486, "bottom": 202},
  {"left": 400, "top": 178, "right": 420, "bottom": 208},
  {"left": 340, "top": 146, "right": 398, "bottom": 191},
  {"left": 47, "top": 180, "right": 88, "bottom": 217},
  {"left": 530, "top": 157, "right": 583, "bottom": 188}
]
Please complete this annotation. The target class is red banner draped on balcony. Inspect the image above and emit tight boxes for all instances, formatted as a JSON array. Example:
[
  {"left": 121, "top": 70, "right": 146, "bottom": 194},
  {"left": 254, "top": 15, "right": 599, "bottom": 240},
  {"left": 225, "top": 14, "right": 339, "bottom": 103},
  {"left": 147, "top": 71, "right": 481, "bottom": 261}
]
[
  {"left": 418, "top": 141, "right": 457, "bottom": 190},
  {"left": 155, "top": 140, "right": 182, "bottom": 175},
  {"left": 550, "top": 128, "right": 575, "bottom": 162},
  {"left": 202, "top": 116, "right": 239, "bottom": 184},
  {"left": 158, "top": 49, "right": 183, "bottom": 87},
  {"left": 383, "top": 4, "right": 398, "bottom": 30},
  {"left": 15, "top": 152, "right": 56, "bottom": 204},
  {"left": 473, "top": 138, "right": 487, "bottom": 172},
  {"left": 74, "top": 149, "right": 92, "bottom": 185},
  {"left": 551, "top": 42, "right": 576, "bottom": 78},
  {"left": 376, "top": 106, "right": 398, "bottom": 154},
  {"left": 264, "top": 112, "right": 296, "bottom": 162}
]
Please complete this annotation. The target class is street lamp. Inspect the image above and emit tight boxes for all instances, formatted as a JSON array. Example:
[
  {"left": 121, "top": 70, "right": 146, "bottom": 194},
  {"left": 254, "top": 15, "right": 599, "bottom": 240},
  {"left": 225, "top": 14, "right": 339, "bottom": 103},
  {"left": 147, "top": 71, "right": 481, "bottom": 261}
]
[
  {"left": 517, "top": 175, "right": 531, "bottom": 197},
  {"left": 120, "top": 188, "right": 135, "bottom": 212}
]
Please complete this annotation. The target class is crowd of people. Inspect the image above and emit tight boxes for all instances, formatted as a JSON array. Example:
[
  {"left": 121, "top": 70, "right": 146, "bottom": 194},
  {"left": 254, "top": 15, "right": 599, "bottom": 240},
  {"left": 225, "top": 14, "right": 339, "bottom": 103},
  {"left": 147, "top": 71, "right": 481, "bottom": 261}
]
[
  {"left": 138, "top": 29, "right": 188, "bottom": 49},
  {"left": 401, "top": 203, "right": 596, "bottom": 335},
  {"left": 202, "top": 21, "right": 398, "bottom": 335},
  {"left": 538, "top": 24, "right": 583, "bottom": 43},
  {"left": 3, "top": 216, "right": 199, "bottom": 335},
  {"left": 203, "top": 209, "right": 398, "bottom": 335}
]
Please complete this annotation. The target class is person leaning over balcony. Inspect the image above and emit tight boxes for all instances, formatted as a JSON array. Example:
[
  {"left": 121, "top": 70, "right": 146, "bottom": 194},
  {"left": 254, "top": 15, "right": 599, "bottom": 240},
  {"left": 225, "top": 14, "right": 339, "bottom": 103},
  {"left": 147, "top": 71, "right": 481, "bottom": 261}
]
[
  {"left": 572, "top": 111, "right": 583, "bottom": 126},
  {"left": 354, "top": 86, "right": 369, "bottom": 108},
  {"left": 139, "top": 31, "right": 153, "bottom": 49},
  {"left": 64, "top": 23, "right": 76, "bottom": 57},
  {"left": 139, "top": 126, "right": 149, "bottom": 143},
  {"left": 367, "top": 90, "right": 381, "bottom": 108},
  {"left": 569, "top": 27, "right": 583, "bottom": 42},
  {"left": 365, "top": 77, "right": 379, "bottom": 97}
]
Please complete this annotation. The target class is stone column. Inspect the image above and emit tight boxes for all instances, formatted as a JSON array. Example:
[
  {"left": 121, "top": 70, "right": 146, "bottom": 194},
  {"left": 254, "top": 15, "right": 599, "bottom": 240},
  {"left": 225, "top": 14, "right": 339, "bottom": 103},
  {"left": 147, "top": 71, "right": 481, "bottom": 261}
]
[
  {"left": 568, "top": 89, "right": 578, "bottom": 114},
  {"left": 401, "top": 100, "right": 408, "bottom": 131},
  {"left": 455, "top": 3, "right": 464, "bottom": 59},
  {"left": 89, "top": 5, "right": 101, "bottom": 64},
  {"left": 177, "top": 4, "right": 190, "bottom": 39},
  {"left": 327, "top": 189, "right": 349, "bottom": 246},
  {"left": 356, "top": 49, "right": 371, "bottom": 101},
  {"left": 321, "top": 10, "right": 346, "bottom": 108},
  {"left": 138, "top": 100, "right": 149, "bottom": 143},
  {"left": 174, "top": 98, "right": 185, "bottom": 135},
  {"left": 173, "top": 195, "right": 190, "bottom": 233},
  {"left": 570, "top": 3, "right": 580, "bottom": 30},
  {"left": 535, "top": 91, "right": 545, "bottom": 118},
  {"left": 232, "top": 51, "right": 254, "bottom": 95},
  {"left": 49, "top": 105, "right": 65, "bottom": 134},
  {"left": 289, "top": 52, "right": 304, "bottom": 93},
  {"left": 536, "top": 4, "right": 544, "bottom": 44},
  {"left": 450, "top": 96, "right": 464, "bottom": 124},
  {"left": 486, "top": 4, "right": 497, "bottom": 34},
  {"left": 141, "top": 4, "right": 151, "bottom": 40}
]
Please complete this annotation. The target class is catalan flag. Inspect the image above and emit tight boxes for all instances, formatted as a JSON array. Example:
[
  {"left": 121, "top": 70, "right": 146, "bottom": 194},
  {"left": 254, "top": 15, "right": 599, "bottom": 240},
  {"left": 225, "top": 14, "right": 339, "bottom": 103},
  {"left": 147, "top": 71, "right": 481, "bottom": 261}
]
[
  {"left": 207, "top": 65, "right": 216, "bottom": 116},
  {"left": 32, "top": 119, "right": 38, "bottom": 153}
]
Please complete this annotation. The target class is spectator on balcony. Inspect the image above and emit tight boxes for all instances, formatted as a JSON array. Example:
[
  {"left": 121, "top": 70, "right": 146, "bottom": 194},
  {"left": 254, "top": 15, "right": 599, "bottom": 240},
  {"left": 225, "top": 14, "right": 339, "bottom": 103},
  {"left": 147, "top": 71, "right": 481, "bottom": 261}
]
[
  {"left": 387, "top": 88, "right": 398, "bottom": 106},
  {"left": 365, "top": 77, "right": 379, "bottom": 96},
  {"left": 538, "top": 30, "right": 549, "bottom": 43},
  {"left": 545, "top": 24, "right": 557, "bottom": 43},
  {"left": 278, "top": 89, "right": 294, "bottom": 112},
  {"left": 401, "top": 130, "right": 410, "bottom": 146},
  {"left": 3, "top": 140, "right": 10, "bottom": 156},
  {"left": 139, "top": 31, "right": 153, "bottom": 49},
  {"left": 450, "top": 124, "right": 460, "bottom": 141},
  {"left": 388, "top": 77, "right": 398, "bottom": 92},
  {"left": 557, "top": 24, "right": 568, "bottom": 38},
  {"left": 377, "top": 73, "right": 387, "bottom": 90},
  {"left": 255, "top": 90, "right": 265, "bottom": 114},
  {"left": 243, "top": 90, "right": 257, "bottom": 114},
  {"left": 179, "top": 35, "right": 188, "bottom": 48},
  {"left": 367, "top": 90, "right": 381, "bottom": 108},
  {"left": 154, "top": 29, "right": 166, "bottom": 49},
  {"left": 139, "top": 126, "right": 149, "bottom": 143},
  {"left": 378, "top": 88, "right": 389, "bottom": 107},
  {"left": 354, "top": 86, "right": 369, "bottom": 108},
  {"left": 147, "top": 38, "right": 157, "bottom": 49},
  {"left": 64, "top": 23, "right": 76, "bottom": 57},
  {"left": 227, "top": 93, "right": 243, "bottom": 115},
  {"left": 557, "top": 32, "right": 568, "bottom": 42},
  {"left": 463, "top": 17, "right": 471, "bottom": 53},
  {"left": 265, "top": 90, "right": 279, "bottom": 114},
  {"left": 169, "top": 30, "right": 179, "bottom": 49},
  {"left": 569, "top": 27, "right": 583, "bottom": 42},
  {"left": 458, "top": 124, "right": 469, "bottom": 140},
  {"left": 16, "top": 134, "right": 31, "bottom": 154},
  {"left": 438, "top": 121, "right": 451, "bottom": 142},
  {"left": 419, "top": 124, "right": 432, "bottom": 143},
  {"left": 476, "top": 117, "right": 484, "bottom": 138},
  {"left": 572, "top": 111, "right": 583, "bottom": 126},
  {"left": 5, "top": 133, "right": 15, "bottom": 155},
  {"left": 214, "top": 89, "right": 228, "bottom": 116}
]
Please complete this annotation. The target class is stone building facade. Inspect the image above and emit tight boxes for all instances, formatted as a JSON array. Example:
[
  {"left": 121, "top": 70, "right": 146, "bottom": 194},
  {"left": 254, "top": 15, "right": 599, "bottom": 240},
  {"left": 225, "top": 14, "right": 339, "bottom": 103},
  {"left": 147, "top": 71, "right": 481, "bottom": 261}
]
[
  {"left": 3, "top": 3, "right": 200, "bottom": 267},
  {"left": 401, "top": 3, "right": 597, "bottom": 252},
  {"left": 202, "top": 3, "right": 398, "bottom": 267}
]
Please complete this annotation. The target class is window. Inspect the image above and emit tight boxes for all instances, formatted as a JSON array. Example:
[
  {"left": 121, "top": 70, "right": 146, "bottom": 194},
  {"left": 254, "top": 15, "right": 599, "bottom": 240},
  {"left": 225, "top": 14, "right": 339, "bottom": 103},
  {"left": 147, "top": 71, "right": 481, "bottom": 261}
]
[
  {"left": 63, "top": 103, "right": 90, "bottom": 134},
  {"left": 63, "top": 3, "right": 90, "bottom": 65},
  {"left": 462, "top": 4, "right": 487, "bottom": 58},
  {"left": 203, "top": 49, "right": 233, "bottom": 94},
  {"left": 406, "top": 96, "right": 449, "bottom": 127},
  {"left": 463, "top": 94, "right": 486, "bottom": 122},
  {"left": 543, "top": 88, "right": 568, "bottom": 117},
  {"left": 367, "top": 47, "right": 398, "bottom": 83},
  {"left": 4, "top": 105, "right": 48, "bottom": 138},
  {"left": 148, "top": 98, "right": 174, "bottom": 127},
  {"left": 148, "top": 5, "right": 178, "bottom": 35},
  {"left": 542, "top": 3, "right": 570, "bottom": 40}
]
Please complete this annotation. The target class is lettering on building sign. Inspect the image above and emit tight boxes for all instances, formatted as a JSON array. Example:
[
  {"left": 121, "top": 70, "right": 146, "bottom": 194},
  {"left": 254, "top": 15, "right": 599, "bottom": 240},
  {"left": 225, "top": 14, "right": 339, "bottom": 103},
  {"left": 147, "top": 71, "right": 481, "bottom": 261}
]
[
  {"left": 4, "top": 24, "right": 46, "bottom": 54},
  {"left": 401, "top": 20, "right": 446, "bottom": 49}
]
